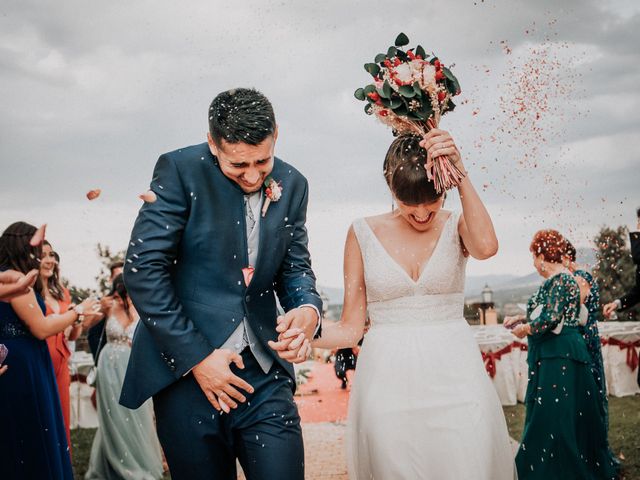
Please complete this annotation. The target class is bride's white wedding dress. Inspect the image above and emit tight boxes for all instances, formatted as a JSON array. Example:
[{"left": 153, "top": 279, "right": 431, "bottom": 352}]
[{"left": 347, "top": 211, "right": 516, "bottom": 479}]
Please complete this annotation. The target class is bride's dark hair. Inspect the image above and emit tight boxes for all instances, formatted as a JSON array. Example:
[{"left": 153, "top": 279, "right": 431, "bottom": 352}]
[{"left": 383, "top": 134, "right": 443, "bottom": 205}]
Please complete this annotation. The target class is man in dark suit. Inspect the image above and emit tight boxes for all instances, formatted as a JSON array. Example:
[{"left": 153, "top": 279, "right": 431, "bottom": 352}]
[
  {"left": 603, "top": 208, "right": 640, "bottom": 387},
  {"left": 120, "top": 88, "right": 322, "bottom": 480},
  {"left": 603, "top": 209, "right": 640, "bottom": 317}
]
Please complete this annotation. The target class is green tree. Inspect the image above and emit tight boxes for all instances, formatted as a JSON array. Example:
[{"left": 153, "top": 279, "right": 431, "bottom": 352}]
[
  {"left": 592, "top": 226, "right": 639, "bottom": 321},
  {"left": 95, "top": 243, "right": 125, "bottom": 295}
]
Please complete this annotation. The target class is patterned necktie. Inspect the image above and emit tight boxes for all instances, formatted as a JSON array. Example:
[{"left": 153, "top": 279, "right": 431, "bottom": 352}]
[
  {"left": 241, "top": 195, "right": 256, "bottom": 350},
  {"left": 244, "top": 195, "right": 256, "bottom": 235}
]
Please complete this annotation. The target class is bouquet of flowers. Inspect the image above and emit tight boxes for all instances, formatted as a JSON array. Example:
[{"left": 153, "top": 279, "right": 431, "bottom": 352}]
[{"left": 355, "top": 33, "right": 465, "bottom": 192}]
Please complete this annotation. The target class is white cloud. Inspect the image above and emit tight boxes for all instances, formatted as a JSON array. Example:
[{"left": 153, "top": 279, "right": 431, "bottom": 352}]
[{"left": 1, "top": 0, "right": 638, "bottom": 290}]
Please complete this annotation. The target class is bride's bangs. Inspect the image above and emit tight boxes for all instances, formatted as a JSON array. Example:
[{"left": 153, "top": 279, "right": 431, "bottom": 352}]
[{"left": 384, "top": 135, "right": 441, "bottom": 205}]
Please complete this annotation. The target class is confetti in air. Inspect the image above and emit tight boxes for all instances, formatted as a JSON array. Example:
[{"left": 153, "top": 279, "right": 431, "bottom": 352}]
[{"left": 86, "top": 189, "right": 102, "bottom": 201}]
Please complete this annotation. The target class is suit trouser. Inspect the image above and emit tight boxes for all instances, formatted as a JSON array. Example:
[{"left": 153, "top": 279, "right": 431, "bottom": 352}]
[{"left": 153, "top": 348, "right": 304, "bottom": 480}]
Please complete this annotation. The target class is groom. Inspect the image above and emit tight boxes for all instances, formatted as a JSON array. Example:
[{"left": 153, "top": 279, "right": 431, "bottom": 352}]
[{"left": 120, "top": 88, "right": 323, "bottom": 479}]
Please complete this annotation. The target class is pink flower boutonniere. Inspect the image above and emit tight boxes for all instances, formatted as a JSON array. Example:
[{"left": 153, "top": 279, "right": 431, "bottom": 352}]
[{"left": 261, "top": 176, "right": 282, "bottom": 217}]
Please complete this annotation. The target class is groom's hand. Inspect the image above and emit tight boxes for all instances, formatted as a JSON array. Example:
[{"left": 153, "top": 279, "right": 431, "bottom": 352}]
[
  {"left": 268, "top": 307, "right": 317, "bottom": 364},
  {"left": 192, "top": 349, "right": 254, "bottom": 413}
]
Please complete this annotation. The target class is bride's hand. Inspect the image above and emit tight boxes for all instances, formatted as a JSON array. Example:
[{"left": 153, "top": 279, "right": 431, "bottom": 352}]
[{"left": 419, "top": 129, "right": 465, "bottom": 174}]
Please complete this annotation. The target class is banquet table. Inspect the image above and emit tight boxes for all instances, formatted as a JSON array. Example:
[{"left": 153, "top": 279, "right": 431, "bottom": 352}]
[
  {"left": 68, "top": 351, "right": 99, "bottom": 429},
  {"left": 472, "top": 321, "right": 640, "bottom": 405}
]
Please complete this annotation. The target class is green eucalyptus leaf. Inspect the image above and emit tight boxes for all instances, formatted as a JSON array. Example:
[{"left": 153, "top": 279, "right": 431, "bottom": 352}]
[
  {"left": 364, "top": 63, "right": 381, "bottom": 77},
  {"left": 395, "top": 32, "right": 410, "bottom": 47},
  {"left": 376, "top": 86, "right": 389, "bottom": 99},
  {"left": 382, "top": 80, "right": 393, "bottom": 99},
  {"left": 415, "top": 45, "right": 426, "bottom": 59},
  {"left": 375, "top": 53, "right": 387, "bottom": 64},
  {"left": 364, "top": 103, "right": 373, "bottom": 115},
  {"left": 390, "top": 97, "right": 403, "bottom": 109},
  {"left": 354, "top": 88, "right": 366, "bottom": 101},
  {"left": 387, "top": 46, "right": 398, "bottom": 58},
  {"left": 398, "top": 85, "right": 416, "bottom": 98},
  {"left": 442, "top": 67, "right": 461, "bottom": 95},
  {"left": 446, "top": 98, "right": 456, "bottom": 112},
  {"left": 363, "top": 84, "right": 376, "bottom": 95},
  {"left": 413, "top": 81, "right": 422, "bottom": 95},
  {"left": 396, "top": 50, "right": 408, "bottom": 62},
  {"left": 393, "top": 104, "right": 408, "bottom": 116}
]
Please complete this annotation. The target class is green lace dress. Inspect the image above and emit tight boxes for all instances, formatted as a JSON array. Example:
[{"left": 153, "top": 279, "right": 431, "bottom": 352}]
[{"left": 515, "top": 273, "right": 618, "bottom": 480}]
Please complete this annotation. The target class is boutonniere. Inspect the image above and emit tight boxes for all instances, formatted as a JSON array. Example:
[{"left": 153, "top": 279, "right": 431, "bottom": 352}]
[{"left": 261, "top": 176, "right": 282, "bottom": 217}]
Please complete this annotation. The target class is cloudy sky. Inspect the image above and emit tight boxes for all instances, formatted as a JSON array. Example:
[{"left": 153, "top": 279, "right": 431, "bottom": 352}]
[{"left": 1, "top": 0, "right": 638, "bottom": 291}]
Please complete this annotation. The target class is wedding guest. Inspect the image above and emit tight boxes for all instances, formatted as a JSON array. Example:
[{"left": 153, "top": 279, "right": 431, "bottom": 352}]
[
  {"left": 0, "top": 221, "right": 100, "bottom": 480},
  {"left": 505, "top": 229, "right": 618, "bottom": 479},
  {"left": 334, "top": 346, "right": 358, "bottom": 389},
  {"left": 85, "top": 274, "right": 164, "bottom": 480},
  {"left": 41, "top": 240, "right": 82, "bottom": 454},
  {"left": 88, "top": 260, "right": 123, "bottom": 362},
  {"left": 603, "top": 208, "right": 640, "bottom": 318},
  {"left": 564, "top": 241, "right": 609, "bottom": 416},
  {"left": 603, "top": 209, "right": 640, "bottom": 387}
]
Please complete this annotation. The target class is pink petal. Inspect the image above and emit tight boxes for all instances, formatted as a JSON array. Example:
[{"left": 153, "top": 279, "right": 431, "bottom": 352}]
[
  {"left": 86, "top": 189, "right": 101, "bottom": 201},
  {"left": 29, "top": 224, "right": 47, "bottom": 247}
]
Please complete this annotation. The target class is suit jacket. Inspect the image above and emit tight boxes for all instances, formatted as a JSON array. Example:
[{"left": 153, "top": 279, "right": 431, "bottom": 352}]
[
  {"left": 119, "top": 143, "right": 322, "bottom": 409},
  {"left": 620, "top": 231, "right": 640, "bottom": 310}
]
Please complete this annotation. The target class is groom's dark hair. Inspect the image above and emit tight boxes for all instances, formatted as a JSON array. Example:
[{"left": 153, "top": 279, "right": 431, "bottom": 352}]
[
  {"left": 208, "top": 88, "right": 276, "bottom": 147},
  {"left": 383, "top": 135, "right": 442, "bottom": 205}
]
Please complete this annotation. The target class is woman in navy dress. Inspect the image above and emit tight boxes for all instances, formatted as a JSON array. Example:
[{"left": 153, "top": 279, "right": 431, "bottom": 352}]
[{"left": 0, "top": 221, "right": 100, "bottom": 479}]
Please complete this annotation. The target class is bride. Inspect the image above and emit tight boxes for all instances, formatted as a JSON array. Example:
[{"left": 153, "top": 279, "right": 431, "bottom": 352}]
[{"left": 291, "top": 130, "right": 515, "bottom": 478}]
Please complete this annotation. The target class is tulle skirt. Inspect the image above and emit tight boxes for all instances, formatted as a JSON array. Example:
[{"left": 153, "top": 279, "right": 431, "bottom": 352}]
[
  {"left": 346, "top": 319, "right": 516, "bottom": 480},
  {"left": 85, "top": 343, "right": 164, "bottom": 480}
]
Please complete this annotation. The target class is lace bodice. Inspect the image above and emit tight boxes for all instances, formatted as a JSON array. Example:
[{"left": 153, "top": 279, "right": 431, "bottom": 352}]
[
  {"left": 105, "top": 316, "right": 138, "bottom": 346},
  {"left": 352, "top": 211, "right": 467, "bottom": 325}
]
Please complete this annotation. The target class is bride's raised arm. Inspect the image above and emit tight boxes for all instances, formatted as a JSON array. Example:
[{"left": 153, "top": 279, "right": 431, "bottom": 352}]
[
  {"left": 456, "top": 175, "right": 499, "bottom": 260},
  {"left": 312, "top": 226, "right": 368, "bottom": 350},
  {"left": 421, "top": 129, "right": 498, "bottom": 260}
]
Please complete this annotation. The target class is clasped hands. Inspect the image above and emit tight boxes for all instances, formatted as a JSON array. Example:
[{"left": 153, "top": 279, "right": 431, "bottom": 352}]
[
  {"left": 193, "top": 307, "right": 317, "bottom": 414},
  {"left": 503, "top": 315, "right": 531, "bottom": 339}
]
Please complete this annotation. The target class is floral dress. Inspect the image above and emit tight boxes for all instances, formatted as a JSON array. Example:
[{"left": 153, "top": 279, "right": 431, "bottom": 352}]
[{"left": 515, "top": 273, "right": 618, "bottom": 480}]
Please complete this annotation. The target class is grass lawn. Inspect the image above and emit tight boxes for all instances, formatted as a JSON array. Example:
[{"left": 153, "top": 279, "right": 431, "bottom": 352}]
[
  {"left": 504, "top": 395, "right": 640, "bottom": 479},
  {"left": 72, "top": 395, "right": 639, "bottom": 479}
]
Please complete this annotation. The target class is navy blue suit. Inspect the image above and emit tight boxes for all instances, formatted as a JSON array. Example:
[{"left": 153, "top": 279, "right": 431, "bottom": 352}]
[{"left": 120, "top": 143, "right": 322, "bottom": 479}]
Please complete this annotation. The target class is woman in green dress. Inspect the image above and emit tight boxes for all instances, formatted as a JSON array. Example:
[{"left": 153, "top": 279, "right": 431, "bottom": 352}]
[
  {"left": 504, "top": 229, "right": 618, "bottom": 480},
  {"left": 85, "top": 274, "right": 164, "bottom": 480}
]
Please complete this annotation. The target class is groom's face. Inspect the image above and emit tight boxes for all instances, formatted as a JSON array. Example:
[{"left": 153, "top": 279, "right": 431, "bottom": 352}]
[{"left": 208, "top": 131, "right": 277, "bottom": 193}]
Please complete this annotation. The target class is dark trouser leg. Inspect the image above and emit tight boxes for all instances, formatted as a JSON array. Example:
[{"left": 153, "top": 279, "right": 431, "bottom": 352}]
[
  {"left": 232, "top": 355, "right": 305, "bottom": 480},
  {"left": 153, "top": 375, "right": 236, "bottom": 480}
]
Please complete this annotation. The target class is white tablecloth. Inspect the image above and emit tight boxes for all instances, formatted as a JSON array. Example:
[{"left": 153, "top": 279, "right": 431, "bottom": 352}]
[
  {"left": 472, "top": 321, "right": 640, "bottom": 405},
  {"left": 68, "top": 351, "right": 98, "bottom": 429}
]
